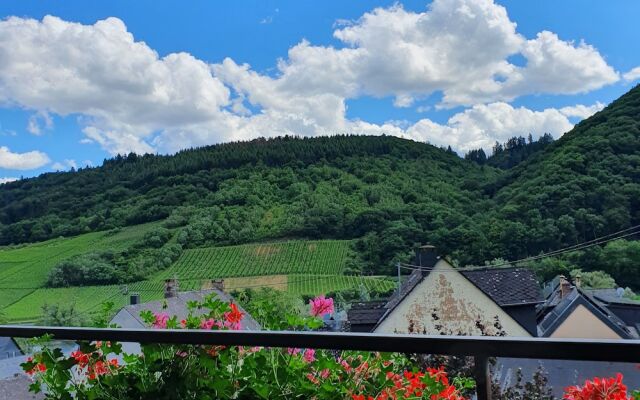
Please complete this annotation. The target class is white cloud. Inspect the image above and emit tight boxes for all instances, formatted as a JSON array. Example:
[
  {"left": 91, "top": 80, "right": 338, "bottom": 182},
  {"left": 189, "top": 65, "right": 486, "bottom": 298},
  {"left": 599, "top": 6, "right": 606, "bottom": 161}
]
[
  {"left": 559, "top": 102, "right": 605, "bottom": 119},
  {"left": 0, "top": 177, "right": 18, "bottom": 184},
  {"left": 404, "top": 102, "right": 598, "bottom": 152},
  {"left": 0, "top": 15, "right": 233, "bottom": 155},
  {"left": 27, "top": 110, "right": 53, "bottom": 135},
  {"left": 0, "top": 2, "right": 620, "bottom": 155},
  {"left": 623, "top": 66, "right": 640, "bottom": 82},
  {"left": 0, "top": 146, "right": 50, "bottom": 170}
]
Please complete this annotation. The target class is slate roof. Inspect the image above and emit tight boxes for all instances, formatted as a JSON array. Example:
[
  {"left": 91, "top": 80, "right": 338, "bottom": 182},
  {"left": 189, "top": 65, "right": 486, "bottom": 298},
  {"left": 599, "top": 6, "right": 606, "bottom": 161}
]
[
  {"left": 461, "top": 268, "right": 544, "bottom": 306},
  {"left": 111, "top": 289, "right": 261, "bottom": 331},
  {"left": 347, "top": 301, "right": 387, "bottom": 325},
  {"left": 0, "top": 337, "right": 22, "bottom": 360},
  {"left": 537, "top": 280, "right": 634, "bottom": 338},
  {"left": 585, "top": 288, "right": 640, "bottom": 306}
]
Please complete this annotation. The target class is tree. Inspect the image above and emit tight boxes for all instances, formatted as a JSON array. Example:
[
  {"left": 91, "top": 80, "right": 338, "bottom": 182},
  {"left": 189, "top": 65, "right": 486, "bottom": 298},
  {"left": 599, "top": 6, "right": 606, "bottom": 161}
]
[{"left": 41, "top": 303, "right": 86, "bottom": 327}]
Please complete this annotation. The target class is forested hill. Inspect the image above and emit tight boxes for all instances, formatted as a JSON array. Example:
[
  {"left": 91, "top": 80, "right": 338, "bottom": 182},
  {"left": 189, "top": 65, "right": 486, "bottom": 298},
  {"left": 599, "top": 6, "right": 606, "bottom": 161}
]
[{"left": 2, "top": 85, "right": 640, "bottom": 276}]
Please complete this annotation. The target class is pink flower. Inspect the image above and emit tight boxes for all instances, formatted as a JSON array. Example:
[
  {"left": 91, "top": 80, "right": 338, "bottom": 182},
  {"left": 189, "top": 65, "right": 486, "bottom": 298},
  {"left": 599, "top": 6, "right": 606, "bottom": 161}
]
[
  {"left": 309, "top": 296, "right": 334, "bottom": 317},
  {"left": 249, "top": 346, "right": 263, "bottom": 353},
  {"left": 152, "top": 313, "right": 169, "bottom": 329},
  {"left": 303, "top": 348, "right": 316, "bottom": 363},
  {"left": 200, "top": 318, "right": 222, "bottom": 330},
  {"left": 320, "top": 368, "right": 330, "bottom": 379},
  {"left": 287, "top": 347, "right": 301, "bottom": 356}
]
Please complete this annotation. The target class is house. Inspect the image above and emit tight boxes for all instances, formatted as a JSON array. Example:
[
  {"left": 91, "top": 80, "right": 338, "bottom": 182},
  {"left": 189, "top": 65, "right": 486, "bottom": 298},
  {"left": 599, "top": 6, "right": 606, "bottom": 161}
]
[
  {"left": 111, "top": 279, "right": 260, "bottom": 331},
  {"left": 536, "top": 276, "right": 636, "bottom": 339},
  {"left": 584, "top": 287, "right": 640, "bottom": 329},
  {"left": 348, "top": 246, "right": 543, "bottom": 337}
]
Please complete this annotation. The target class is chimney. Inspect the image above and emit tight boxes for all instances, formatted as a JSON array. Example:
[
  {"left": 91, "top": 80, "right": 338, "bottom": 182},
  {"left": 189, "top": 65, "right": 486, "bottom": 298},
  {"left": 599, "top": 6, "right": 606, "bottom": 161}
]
[
  {"left": 164, "top": 278, "right": 179, "bottom": 298},
  {"left": 574, "top": 274, "right": 582, "bottom": 288},
  {"left": 212, "top": 279, "right": 225, "bottom": 292},
  {"left": 559, "top": 275, "right": 572, "bottom": 298},
  {"left": 129, "top": 293, "right": 140, "bottom": 305},
  {"left": 415, "top": 245, "right": 439, "bottom": 276}
]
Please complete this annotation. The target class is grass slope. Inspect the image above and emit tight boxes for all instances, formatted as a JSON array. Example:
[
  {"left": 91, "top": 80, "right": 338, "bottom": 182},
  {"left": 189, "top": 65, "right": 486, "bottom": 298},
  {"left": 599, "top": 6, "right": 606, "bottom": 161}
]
[{"left": 0, "top": 226, "right": 389, "bottom": 322}]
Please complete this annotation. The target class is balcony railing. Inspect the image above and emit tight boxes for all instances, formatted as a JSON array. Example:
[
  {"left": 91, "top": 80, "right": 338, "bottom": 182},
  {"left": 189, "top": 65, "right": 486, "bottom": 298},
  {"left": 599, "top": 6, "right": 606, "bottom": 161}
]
[{"left": 1, "top": 325, "right": 639, "bottom": 400}]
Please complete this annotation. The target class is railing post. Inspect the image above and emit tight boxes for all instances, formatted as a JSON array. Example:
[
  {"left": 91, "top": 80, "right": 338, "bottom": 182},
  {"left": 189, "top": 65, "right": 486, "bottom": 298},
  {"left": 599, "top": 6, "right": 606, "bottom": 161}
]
[{"left": 474, "top": 355, "right": 491, "bottom": 400}]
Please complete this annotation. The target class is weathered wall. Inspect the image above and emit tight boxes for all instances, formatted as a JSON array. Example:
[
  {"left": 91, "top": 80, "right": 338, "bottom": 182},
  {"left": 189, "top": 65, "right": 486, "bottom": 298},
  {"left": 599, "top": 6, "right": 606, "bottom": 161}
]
[
  {"left": 551, "top": 304, "right": 622, "bottom": 339},
  {"left": 374, "top": 260, "right": 530, "bottom": 337}
]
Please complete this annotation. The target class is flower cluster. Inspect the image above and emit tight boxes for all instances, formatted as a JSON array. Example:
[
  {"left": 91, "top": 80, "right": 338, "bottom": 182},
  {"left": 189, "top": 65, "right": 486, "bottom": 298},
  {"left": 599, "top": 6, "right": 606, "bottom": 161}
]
[
  {"left": 310, "top": 295, "right": 334, "bottom": 317},
  {"left": 70, "top": 349, "right": 119, "bottom": 380},
  {"left": 24, "top": 357, "right": 46, "bottom": 376},
  {"left": 21, "top": 294, "right": 474, "bottom": 400},
  {"left": 350, "top": 366, "right": 464, "bottom": 400},
  {"left": 564, "top": 374, "right": 632, "bottom": 400}
]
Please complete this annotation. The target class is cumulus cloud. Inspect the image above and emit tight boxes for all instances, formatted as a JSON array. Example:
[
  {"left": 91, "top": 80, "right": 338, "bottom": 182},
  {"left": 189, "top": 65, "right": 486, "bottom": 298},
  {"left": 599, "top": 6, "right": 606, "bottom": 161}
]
[
  {"left": 403, "top": 102, "right": 595, "bottom": 152},
  {"left": 0, "top": 177, "right": 18, "bottom": 184},
  {"left": 623, "top": 66, "right": 640, "bottom": 82},
  {"left": 559, "top": 102, "right": 605, "bottom": 119},
  {"left": 0, "top": 1, "right": 620, "bottom": 155},
  {"left": 0, "top": 146, "right": 50, "bottom": 170},
  {"left": 0, "top": 15, "right": 234, "bottom": 154}
]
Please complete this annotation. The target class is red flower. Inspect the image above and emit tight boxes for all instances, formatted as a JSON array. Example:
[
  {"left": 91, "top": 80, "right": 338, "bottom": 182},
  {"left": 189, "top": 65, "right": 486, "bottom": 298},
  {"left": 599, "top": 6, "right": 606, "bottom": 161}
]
[
  {"left": 224, "top": 303, "right": 244, "bottom": 330},
  {"left": 564, "top": 374, "right": 631, "bottom": 400}
]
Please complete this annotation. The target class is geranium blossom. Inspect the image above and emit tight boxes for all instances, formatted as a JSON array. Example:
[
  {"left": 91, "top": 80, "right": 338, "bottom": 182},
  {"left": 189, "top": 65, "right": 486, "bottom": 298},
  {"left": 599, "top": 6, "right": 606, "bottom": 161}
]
[
  {"left": 152, "top": 312, "right": 169, "bottom": 329},
  {"left": 309, "top": 296, "right": 334, "bottom": 317},
  {"left": 564, "top": 374, "right": 632, "bottom": 400},
  {"left": 303, "top": 348, "right": 316, "bottom": 363}
]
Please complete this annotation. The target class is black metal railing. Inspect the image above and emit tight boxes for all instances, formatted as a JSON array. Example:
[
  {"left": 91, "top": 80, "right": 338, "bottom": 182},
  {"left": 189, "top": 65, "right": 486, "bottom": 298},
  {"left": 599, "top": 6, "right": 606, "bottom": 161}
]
[{"left": 1, "top": 325, "right": 639, "bottom": 400}]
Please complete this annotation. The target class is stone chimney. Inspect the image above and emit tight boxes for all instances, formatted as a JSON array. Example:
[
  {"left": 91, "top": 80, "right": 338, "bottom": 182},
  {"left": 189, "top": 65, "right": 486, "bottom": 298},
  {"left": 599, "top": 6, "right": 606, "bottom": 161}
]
[
  {"left": 574, "top": 274, "right": 582, "bottom": 289},
  {"left": 211, "top": 279, "right": 225, "bottom": 292},
  {"left": 164, "top": 278, "right": 179, "bottom": 299},
  {"left": 415, "top": 245, "right": 439, "bottom": 276},
  {"left": 129, "top": 293, "right": 140, "bottom": 305},
  {"left": 559, "top": 275, "right": 572, "bottom": 298}
]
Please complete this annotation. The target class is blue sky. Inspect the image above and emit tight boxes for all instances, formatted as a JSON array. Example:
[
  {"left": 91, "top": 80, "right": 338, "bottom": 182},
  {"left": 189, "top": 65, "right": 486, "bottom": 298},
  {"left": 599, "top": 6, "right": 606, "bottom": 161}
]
[{"left": 0, "top": 0, "right": 639, "bottom": 181}]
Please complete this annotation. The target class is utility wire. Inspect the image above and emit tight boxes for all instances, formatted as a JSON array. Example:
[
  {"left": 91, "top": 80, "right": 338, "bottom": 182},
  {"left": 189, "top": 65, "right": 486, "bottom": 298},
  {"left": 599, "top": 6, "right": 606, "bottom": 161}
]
[{"left": 398, "top": 225, "right": 640, "bottom": 272}]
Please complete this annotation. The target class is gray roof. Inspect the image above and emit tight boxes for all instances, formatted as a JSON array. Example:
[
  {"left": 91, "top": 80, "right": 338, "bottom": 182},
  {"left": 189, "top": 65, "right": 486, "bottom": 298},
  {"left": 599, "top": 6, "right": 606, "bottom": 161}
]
[
  {"left": 495, "top": 358, "right": 640, "bottom": 398},
  {"left": 585, "top": 288, "right": 640, "bottom": 306},
  {"left": 111, "top": 289, "right": 261, "bottom": 331},
  {"left": 347, "top": 301, "right": 387, "bottom": 325},
  {"left": 537, "top": 280, "right": 634, "bottom": 338},
  {"left": 0, "top": 337, "right": 22, "bottom": 360},
  {"left": 461, "top": 268, "right": 543, "bottom": 306},
  {"left": 0, "top": 374, "right": 43, "bottom": 400}
]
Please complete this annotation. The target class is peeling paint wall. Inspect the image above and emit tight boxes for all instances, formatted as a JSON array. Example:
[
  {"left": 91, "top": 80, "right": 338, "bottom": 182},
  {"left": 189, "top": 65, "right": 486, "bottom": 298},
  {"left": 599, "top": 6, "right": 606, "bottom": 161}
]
[{"left": 374, "top": 260, "right": 531, "bottom": 337}]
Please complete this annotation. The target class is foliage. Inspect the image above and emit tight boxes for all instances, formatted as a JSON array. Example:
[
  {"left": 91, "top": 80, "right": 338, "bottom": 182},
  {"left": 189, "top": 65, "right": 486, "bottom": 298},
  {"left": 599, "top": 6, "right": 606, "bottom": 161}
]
[
  {"left": 22, "top": 295, "right": 471, "bottom": 399},
  {"left": 491, "top": 367, "right": 553, "bottom": 400},
  {"left": 40, "top": 303, "right": 87, "bottom": 327},
  {"left": 2, "top": 86, "right": 640, "bottom": 286},
  {"left": 570, "top": 269, "right": 617, "bottom": 289}
]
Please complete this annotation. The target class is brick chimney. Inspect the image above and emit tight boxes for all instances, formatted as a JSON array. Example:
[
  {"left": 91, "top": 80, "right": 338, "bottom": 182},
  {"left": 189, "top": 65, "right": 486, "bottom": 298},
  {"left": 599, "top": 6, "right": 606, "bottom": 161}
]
[
  {"left": 164, "top": 278, "right": 179, "bottom": 299},
  {"left": 415, "top": 245, "right": 439, "bottom": 276},
  {"left": 559, "top": 275, "right": 572, "bottom": 298}
]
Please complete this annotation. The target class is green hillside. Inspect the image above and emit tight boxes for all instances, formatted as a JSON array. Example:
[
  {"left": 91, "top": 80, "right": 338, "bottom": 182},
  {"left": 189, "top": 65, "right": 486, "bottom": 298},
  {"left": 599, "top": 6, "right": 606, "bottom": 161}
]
[
  {"left": 1, "top": 86, "right": 640, "bottom": 307},
  {"left": 0, "top": 227, "right": 391, "bottom": 322}
]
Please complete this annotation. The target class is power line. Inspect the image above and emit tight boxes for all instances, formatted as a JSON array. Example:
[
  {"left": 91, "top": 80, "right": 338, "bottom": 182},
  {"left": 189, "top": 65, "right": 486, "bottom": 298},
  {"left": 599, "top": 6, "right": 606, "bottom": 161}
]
[{"left": 399, "top": 225, "right": 640, "bottom": 272}]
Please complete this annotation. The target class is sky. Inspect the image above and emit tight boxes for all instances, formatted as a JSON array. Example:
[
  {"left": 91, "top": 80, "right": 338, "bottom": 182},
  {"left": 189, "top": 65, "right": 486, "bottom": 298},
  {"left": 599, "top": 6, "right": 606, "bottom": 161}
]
[{"left": 0, "top": 0, "right": 639, "bottom": 182}]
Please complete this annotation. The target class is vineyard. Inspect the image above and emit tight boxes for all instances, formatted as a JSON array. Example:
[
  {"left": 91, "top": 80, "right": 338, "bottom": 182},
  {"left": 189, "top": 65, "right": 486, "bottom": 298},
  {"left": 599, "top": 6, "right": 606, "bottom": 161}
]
[
  {"left": 2, "top": 275, "right": 394, "bottom": 323},
  {"left": 156, "top": 240, "right": 351, "bottom": 280},
  {"left": 0, "top": 226, "right": 395, "bottom": 323}
]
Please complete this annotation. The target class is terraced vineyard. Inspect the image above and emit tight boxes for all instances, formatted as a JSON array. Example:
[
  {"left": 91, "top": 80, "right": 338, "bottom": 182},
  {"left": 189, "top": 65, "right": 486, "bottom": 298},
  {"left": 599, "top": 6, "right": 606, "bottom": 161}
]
[
  {"left": 156, "top": 240, "right": 351, "bottom": 280},
  {"left": 0, "top": 227, "right": 395, "bottom": 323}
]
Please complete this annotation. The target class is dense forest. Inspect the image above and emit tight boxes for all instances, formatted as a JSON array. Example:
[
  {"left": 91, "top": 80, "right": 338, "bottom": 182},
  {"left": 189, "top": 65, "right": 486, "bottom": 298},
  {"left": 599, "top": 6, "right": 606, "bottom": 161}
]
[{"left": 2, "top": 85, "right": 639, "bottom": 285}]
